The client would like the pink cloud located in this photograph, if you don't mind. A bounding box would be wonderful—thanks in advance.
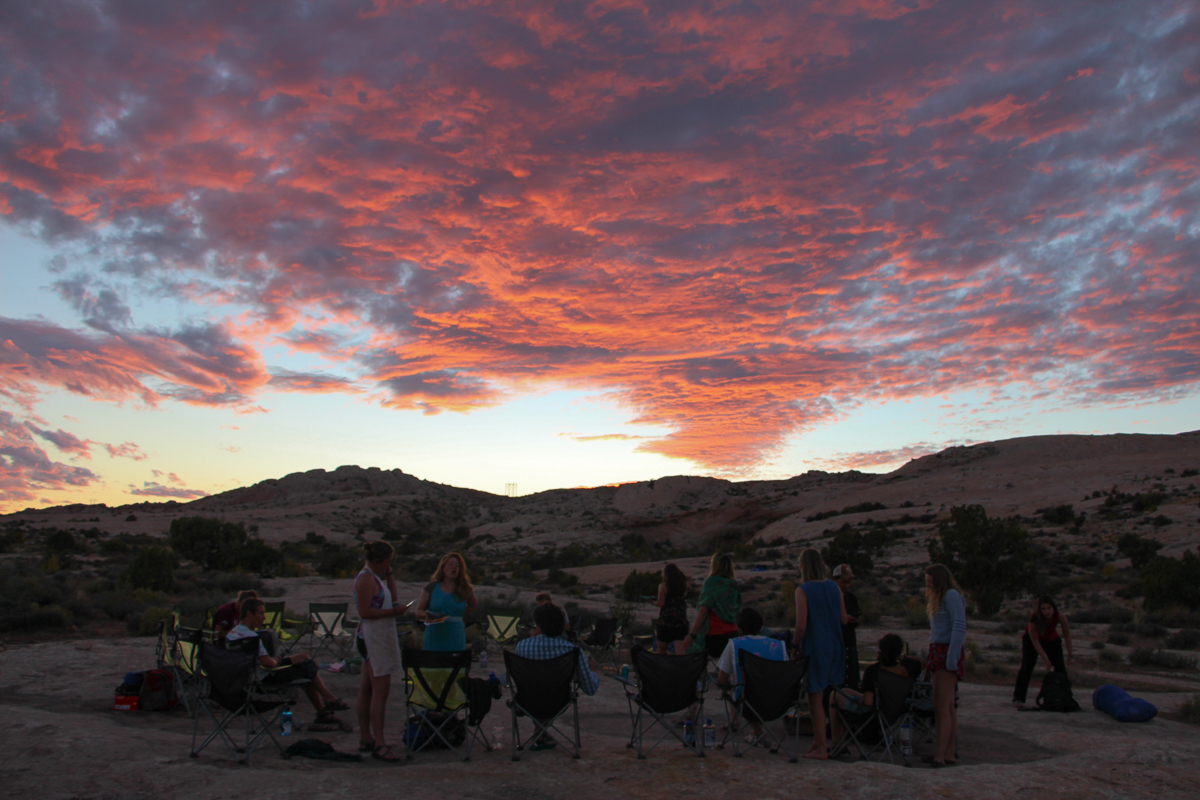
[128,481,209,499]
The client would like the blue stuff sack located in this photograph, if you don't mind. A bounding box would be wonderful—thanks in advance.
[1092,684,1157,722]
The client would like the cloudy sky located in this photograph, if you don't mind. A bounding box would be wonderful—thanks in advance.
[2,0,1198,513]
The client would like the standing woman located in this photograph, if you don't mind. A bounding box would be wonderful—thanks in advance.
[652,563,690,655]
[683,553,741,658]
[1012,596,1073,708]
[415,552,478,651]
[925,563,967,767]
[792,548,847,760]
[353,541,409,762]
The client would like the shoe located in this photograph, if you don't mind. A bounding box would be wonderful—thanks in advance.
[529,738,558,751]
[358,740,375,752]
[372,745,401,762]
[324,698,350,712]
[929,759,946,768]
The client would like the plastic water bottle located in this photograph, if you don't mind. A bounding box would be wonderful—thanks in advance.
[281,710,293,736]
[900,721,912,766]
[479,650,488,669]
[703,718,716,747]
[492,725,505,750]
[621,663,630,680]
[684,720,694,745]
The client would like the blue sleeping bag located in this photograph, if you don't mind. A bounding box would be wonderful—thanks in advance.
[1092,684,1157,722]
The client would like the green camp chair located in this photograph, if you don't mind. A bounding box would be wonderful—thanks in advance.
[261,602,308,655]
[483,606,525,652]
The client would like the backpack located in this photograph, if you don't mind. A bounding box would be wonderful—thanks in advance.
[1035,671,1080,712]
[139,668,178,711]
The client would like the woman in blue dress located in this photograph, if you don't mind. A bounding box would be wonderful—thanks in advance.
[793,547,848,760]
[415,552,478,651]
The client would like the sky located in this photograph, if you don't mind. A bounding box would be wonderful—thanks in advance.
[1,0,1199,513]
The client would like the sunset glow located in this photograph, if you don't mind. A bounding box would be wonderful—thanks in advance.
[2,1,1198,511]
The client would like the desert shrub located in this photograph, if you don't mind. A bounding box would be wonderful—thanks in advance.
[771,580,797,625]
[1072,605,1135,624]
[46,530,79,552]
[1107,632,1131,646]
[1111,622,1168,639]
[1117,533,1163,568]
[622,569,661,601]
[820,529,875,576]
[314,543,361,579]
[928,505,1037,616]
[123,546,177,592]
[1038,505,1077,525]
[1098,649,1124,664]
[99,538,131,555]
[278,559,308,578]
[1128,647,1198,670]
[168,516,281,574]
[608,599,637,632]
[1144,607,1200,627]
[1165,629,1200,650]
[217,572,263,594]
[125,513,138,522]
[0,605,72,632]
[1139,552,1200,611]
[1091,641,1106,650]
[546,567,579,588]
[1180,694,1200,723]
[905,596,929,628]
[452,525,470,540]
[134,606,175,637]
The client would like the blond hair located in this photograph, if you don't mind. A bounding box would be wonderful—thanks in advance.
[709,552,735,579]
[925,563,961,618]
[798,548,828,583]
[432,552,473,599]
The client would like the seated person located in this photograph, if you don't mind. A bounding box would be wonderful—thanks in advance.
[831,632,923,743]
[513,602,599,749]
[227,598,349,721]
[212,589,257,641]
[535,592,571,633]
[716,607,788,740]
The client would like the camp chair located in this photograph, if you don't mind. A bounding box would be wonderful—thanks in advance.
[189,640,301,765]
[503,649,582,761]
[261,602,307,655]
[157,616,206,717]
[483,606,525,652]
[614,645,709,758]
[721,651,807,761]
[580,616,621,668]
[307,602,354,660]
[402,649,487,760]
[829,684,882,761]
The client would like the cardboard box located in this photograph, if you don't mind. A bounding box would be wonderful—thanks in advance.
[113,694,139,711]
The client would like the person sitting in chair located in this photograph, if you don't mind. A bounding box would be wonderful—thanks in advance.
[535,592,571,633]
[830,633,923,745]
[514,602,599,749]
[715,607,788,741]
[212,589,257,641]
[227,598,350,724]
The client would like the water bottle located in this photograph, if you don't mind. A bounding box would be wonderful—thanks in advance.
[684,720,694,745]
[492,725,505,750]
[900,721,912,766]
[703,718,715,747]
[621,663,630,680]
[479,650,488,669]
[281,710,293,736]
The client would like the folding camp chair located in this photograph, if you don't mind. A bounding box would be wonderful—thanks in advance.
[157,617,206,718]
[722,651,807,761]
[403,649,488,760]
[189,640,301,765]
[829,684,881,761]
[580,617,621,668]
[307,602,354,660]
[614,645,709,758]
[503,649,582,761]
[260,602,307,655]
[483,606,525,652]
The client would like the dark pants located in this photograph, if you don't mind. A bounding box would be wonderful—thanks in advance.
[843,625,860,692]
[1013,635,1065,702]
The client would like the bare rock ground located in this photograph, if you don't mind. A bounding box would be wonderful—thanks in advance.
[2,636,1198,800]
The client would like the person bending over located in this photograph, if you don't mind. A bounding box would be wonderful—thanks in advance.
[212,589,258,641]
[1012,595,1073,708]
[715,607,788,742]
[226,598,349,723]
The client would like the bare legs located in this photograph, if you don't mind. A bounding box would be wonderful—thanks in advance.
[804,691,829,759]
[355,659,392,750]
[933,669,958,764]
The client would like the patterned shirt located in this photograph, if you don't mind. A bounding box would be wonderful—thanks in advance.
[514,635,600,696]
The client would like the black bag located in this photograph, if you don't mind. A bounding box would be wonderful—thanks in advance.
[1035,671,1080,712]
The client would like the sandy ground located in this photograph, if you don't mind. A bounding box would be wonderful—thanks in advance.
[1,634,1198,800]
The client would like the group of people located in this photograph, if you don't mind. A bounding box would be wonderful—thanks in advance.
[647,551,967,766]
[215,537,1082,769]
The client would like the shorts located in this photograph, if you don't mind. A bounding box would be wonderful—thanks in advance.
[926,643,966,681]
[263,659,319,685]
[657,623,688,643]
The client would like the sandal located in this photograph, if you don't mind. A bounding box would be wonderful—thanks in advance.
[324,698,350,712]
[358,740,375,752]
[372,745,401,762]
